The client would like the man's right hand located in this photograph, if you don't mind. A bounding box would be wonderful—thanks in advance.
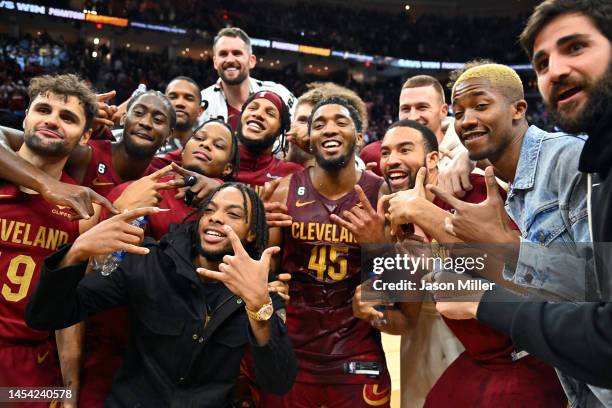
[261,178,292,228]
[62,207,161,267]
[438,148,475,198]
[42,178,118,220]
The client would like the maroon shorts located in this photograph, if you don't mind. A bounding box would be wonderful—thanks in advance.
[0,341,62,408]
[78,349,124,407]
[258,376,391,408]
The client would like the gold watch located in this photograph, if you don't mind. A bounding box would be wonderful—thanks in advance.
[245,298,274,321]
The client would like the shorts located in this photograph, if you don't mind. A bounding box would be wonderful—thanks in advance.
[0,341,63,408]
[258,376,391,408]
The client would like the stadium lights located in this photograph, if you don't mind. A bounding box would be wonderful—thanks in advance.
[2,1,533,72]
[91,51,98,58]
[93,37,99,45]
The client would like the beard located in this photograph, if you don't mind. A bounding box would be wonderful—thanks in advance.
[385,159,426,193]
[174,116,194,132]
[123,134,164,159]
[218,64,249,86]
[545,63,612,134]
[192,224,234,261]
[236,121,278,151]
[23,129,75,157]
[313,137,357,171]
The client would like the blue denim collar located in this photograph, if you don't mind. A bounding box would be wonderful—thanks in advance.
[511,125,545,191]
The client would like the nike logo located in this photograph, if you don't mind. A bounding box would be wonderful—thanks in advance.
[56,205,71,210]
[295,200,315,208]
[37,351,49,364]
[592,183,601,187]
[92,178,115,187]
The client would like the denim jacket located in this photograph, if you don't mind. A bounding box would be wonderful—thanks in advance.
[504,126,612,408]
[504,125,590,301]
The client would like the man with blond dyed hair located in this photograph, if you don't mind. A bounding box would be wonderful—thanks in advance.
[428,61,597,405]
[285,82,369,168]
[360,75,464,176]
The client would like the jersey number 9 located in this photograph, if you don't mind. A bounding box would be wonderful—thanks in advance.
[1,253,36,302]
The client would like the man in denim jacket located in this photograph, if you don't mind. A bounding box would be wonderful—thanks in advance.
[433,60,611,407]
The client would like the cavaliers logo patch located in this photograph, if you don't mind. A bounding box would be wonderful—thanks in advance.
[362,384,390,406]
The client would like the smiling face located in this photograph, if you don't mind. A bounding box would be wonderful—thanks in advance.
[165,79,201,131]
[123,94,172,159]
[533,13,612,133]
[309,103,361,170]
[213,36,256,86]
[398,86,447,140]
[237,97,281,151]
[23,91,90,157]
[380,126,436,192]
[181,121,234,178]
[196,187,255,261]
[452,78,526,162]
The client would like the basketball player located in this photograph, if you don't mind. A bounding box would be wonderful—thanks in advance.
[234,90,302,191]
[261,96,391,407]
[0,74,101,406]
[200,27,296,130]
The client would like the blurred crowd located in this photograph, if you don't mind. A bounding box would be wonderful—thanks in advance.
[0,26,553,140]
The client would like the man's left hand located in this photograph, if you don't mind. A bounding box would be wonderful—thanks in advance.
[196,225,280,311]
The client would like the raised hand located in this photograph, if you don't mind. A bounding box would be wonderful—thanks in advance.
[113,165,176,210]
[261,178,292,228]
[93,90,118,132]
[268,273,291,303]
[169,162,222,207]
[437,148,475,198]
[330,185,386,244]
[196,225,281,311]
[428,166,518,244]
[41,179,118,220]
[64,207,162,266]
[383,167,428,236]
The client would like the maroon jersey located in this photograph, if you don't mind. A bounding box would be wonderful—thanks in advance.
[106,175,196,240]
[0,174,79,342]
[281,168,386,384]
[147,148,183,174]
[81,140,123,197]
[425,174,565,407]
[235,145,302,193]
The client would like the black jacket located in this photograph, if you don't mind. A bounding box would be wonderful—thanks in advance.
[25,223,297,408]
[476,105,612,389]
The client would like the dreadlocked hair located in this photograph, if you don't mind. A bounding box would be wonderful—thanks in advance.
[191,182,268,259]
[240,92,291,156]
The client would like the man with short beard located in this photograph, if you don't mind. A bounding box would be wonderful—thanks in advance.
[262,97,390,407]
[155,76,203,157]
[434,0,612,399]
[234,90,302,191]
[200,27,296,131]
[360,75,465,176]
[0,74,100,407]
[1,90,175,197]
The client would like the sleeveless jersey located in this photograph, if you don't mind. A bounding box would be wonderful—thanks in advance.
[281,168,385,384]
[0,174,79,342]
[81,140,123,197]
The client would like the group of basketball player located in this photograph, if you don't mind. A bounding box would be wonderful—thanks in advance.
[1,0,612,406]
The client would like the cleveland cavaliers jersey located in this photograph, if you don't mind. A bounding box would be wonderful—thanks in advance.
[281,167,386,384]
[0,174,79,342]
[81,140,123,197]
